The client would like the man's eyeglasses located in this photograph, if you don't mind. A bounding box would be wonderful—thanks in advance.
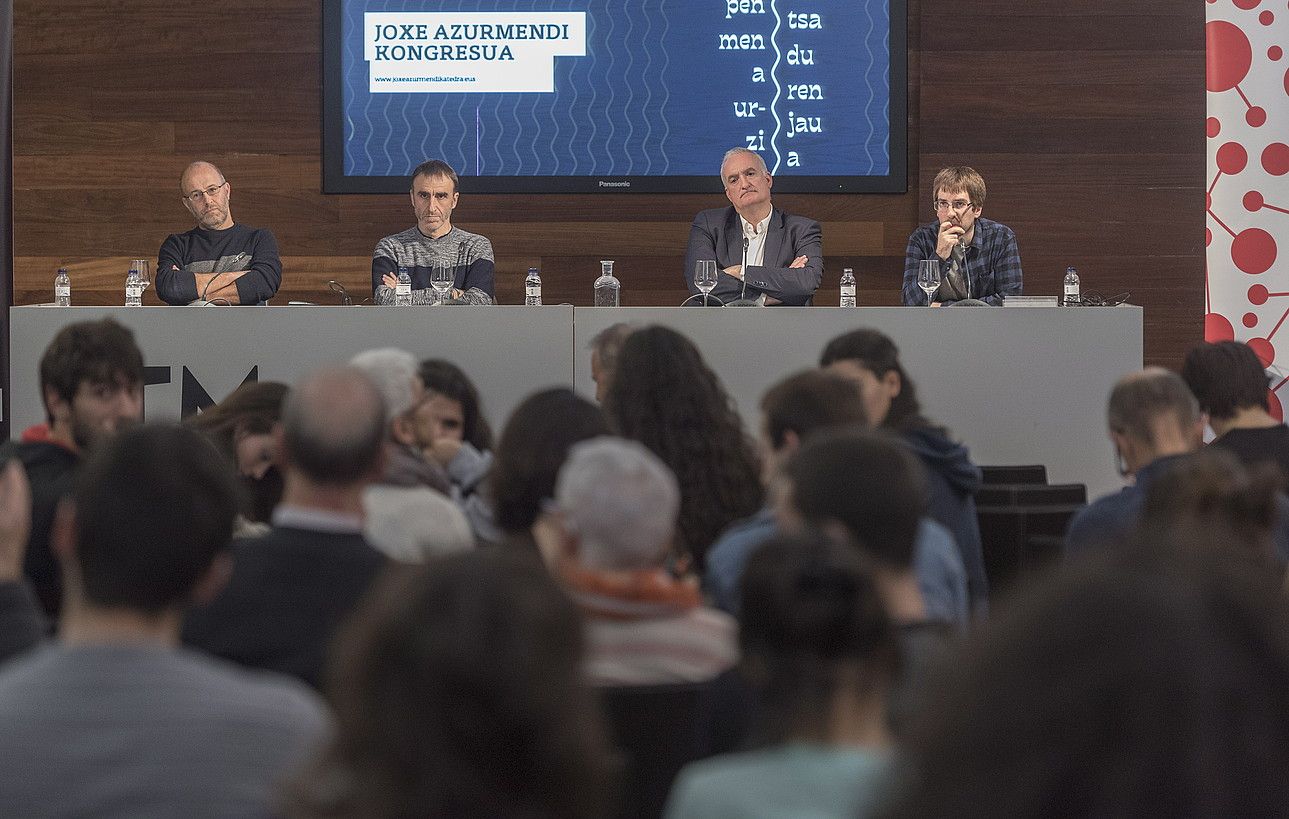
[933,199,974,212]
[183,182,226,203]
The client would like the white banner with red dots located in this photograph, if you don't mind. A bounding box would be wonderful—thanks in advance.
[1206,0,1289,418]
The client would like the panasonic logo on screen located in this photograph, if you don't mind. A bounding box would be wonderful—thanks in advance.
[598,180,631,188]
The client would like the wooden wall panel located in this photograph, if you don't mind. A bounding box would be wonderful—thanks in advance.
[918,3,1204,369]
[11,0,1201,369]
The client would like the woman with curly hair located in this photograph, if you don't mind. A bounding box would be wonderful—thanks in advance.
[603,325,762,572]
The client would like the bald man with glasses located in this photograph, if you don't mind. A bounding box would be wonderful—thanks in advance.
[901,166,1022,306]
[156,161,282,305]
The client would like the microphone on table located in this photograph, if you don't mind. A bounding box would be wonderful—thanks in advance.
[327,280,353,305]
[727,236,763,308]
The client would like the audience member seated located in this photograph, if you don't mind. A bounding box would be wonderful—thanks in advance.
[1182,339,1289,484]
[0,461,44,662]
[781,429,958,735]
[589,322,636,403]
[885,544,1289,817]
[0,318,143,618]
[821,329,987,611]
[349,349,471,560]
[665,531,897,819]
[488,388,610,552]
[416,358,496,542]
[604,326,762,572]
[1137,447,1283,575]
[0,425,327,816]
[548,437,737,686]
[182,366,390,688]
[705,370,968,625]
[1066,367,1289,561]
[287,549,611,819]
[186,380,288,528]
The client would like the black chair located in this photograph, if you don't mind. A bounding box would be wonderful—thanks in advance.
[979,502,1084,595]
[598,681,715,819]
[977,482,1087,507]
[980,464,1048,485]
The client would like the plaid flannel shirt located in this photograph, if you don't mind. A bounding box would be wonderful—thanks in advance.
[902,217,1023,306]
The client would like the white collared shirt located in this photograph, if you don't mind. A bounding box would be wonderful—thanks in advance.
[271,505,364,535]
[740,209,773,268]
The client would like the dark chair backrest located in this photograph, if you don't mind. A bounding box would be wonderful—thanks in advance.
[978,503,1085,595]
[598,681,714,819]
[981,465,1048,485]
[977,483,1088,507]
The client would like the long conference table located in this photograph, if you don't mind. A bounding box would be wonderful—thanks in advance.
[8,305,1143,498]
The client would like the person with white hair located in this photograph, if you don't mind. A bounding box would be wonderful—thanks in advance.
[681,147,823,305]
[348,348,472,560]
[547,437,737,686]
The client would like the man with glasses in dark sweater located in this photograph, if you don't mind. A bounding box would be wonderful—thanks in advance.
[157,161,282,305]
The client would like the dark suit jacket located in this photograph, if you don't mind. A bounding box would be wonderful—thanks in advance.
[683,206,823,305]
[181,526,387,689]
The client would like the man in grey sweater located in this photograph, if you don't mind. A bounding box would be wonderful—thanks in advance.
[0,424,328,817]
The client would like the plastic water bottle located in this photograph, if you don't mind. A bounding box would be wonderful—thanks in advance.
[525,267,542,306]
[395,266,412,306]
[593,260,620,307]
[1063,266,1081,307]
[840,267,857,307]
[125,263,143,307]
[54,267,71,307]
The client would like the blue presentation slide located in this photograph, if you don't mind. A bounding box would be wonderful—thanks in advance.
[338,0,893,181]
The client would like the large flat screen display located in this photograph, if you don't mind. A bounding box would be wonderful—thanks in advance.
[322,0,907,193]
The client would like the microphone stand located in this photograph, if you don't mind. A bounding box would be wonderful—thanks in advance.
[727,236,761,308]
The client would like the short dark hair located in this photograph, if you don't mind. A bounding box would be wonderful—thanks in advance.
[739,530,899,744]
[887,549,1289,817]
[820,329,928,431]
[1181,340,1271,420]
[1107,368,1200,445]
[1139,448,1281,568]
[783,429,926,568]
[419,359,493,451]
[292,549,611,818]
[490,389,611,535]
[282,368,387,486]
[410,159,459,193]
[72,424,242,613]
[760,369,867,450]
[39,318,144,423]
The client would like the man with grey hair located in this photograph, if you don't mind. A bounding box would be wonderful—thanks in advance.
[157,161,282,305]
[682,147,823,306]
[183,366,390,688]
[549,437,737,686]
[589,322,634,404]
[347,348,471,559]
[1065,368,1220,554]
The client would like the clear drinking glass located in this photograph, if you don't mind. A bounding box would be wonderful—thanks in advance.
[694,260,718,304]
[917,259,941,304]
[430,265,453,303]
[131,259,150,292]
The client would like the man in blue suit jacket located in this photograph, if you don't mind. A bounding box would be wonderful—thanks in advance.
[683,148,823,306]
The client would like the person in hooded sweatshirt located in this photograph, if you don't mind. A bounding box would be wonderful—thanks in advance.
[0,319,144,619]
[820,329,987,612]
